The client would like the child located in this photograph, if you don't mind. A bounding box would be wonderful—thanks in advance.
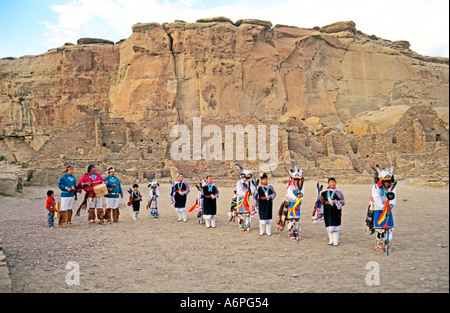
[228,190,238,222]
[128,184,143,220]
[46,190,57,228]
[147,181,160,219]
[188,178,205,224]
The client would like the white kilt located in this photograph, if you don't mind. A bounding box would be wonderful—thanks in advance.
[60,197,74,212]
[106,197,120,209]
[326,226,340,232]
[87,197,103,209]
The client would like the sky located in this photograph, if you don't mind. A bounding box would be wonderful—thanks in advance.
[0,0,448,59]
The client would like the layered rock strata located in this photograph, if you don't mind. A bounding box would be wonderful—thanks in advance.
[0,19,448,187]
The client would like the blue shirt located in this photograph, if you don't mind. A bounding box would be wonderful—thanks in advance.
[58,174,77,198]
[104,176,123,198]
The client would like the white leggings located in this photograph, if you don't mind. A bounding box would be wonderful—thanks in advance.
[204,215,216,227]
[176,209,187,221]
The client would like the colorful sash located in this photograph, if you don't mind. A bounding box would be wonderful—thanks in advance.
[188,190,203,213]
[235,190,251,214]
[377,199,390,225]
[374,210,394,228]
[287,197,302,219]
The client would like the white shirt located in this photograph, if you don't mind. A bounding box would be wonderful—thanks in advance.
[286,182,305,202]
[372,185,396,211]
[236,179,255,197]
[149,189,160,209]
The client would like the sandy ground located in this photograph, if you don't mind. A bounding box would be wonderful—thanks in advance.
[0,180,448,293]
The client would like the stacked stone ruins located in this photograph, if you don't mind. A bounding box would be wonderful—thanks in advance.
[0,18,448,195]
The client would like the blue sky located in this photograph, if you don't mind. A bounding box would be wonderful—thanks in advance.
[0,0,449,58]
[0,0,65,57]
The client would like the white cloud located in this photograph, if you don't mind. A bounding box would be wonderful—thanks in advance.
[178,0,201,7]
[42,0,449,57]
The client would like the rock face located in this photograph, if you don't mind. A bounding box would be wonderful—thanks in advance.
[0,172,23,197]
[0,43,119,152]
[0,19,448,187]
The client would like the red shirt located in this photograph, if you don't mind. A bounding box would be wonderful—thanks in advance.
[77,172,106,198]
[46,197,56,211]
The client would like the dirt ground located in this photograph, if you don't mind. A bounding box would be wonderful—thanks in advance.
[0,180,448,293]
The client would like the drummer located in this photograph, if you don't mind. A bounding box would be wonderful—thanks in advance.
[104,167,123,223]
[77,165,108,225]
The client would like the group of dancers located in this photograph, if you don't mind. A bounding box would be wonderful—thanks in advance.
[226,161,343,244]
[51,160,397,254]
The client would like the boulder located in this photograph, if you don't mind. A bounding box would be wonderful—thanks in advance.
[320,21,356,33]
[235,19,273,29]
[196,17,234,24]
[392,40,411,49]
[77,38,115,45]
[0,173,23,197]
[344,105,411,136]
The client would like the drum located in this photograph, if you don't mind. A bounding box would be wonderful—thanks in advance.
[55,201,60,219]
[94,183,108,197]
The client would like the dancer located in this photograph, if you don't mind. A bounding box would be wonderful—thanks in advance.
[228,190,238,222]
[128,184,143,220]
[256,173,276,236]
[104,168,123,223]
[235,166,256,232]
[147,178,160,219]
[277,162,305,241]
[76,165,107,225]
[368,162,397,254]
[57,166,77,227]
[312,182,324,224]
[320,177,345,246]
[172,173,190,222]
[188,178,206,224]
[202,175,219,228]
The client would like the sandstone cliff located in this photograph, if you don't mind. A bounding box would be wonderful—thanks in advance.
[0,18,448,188]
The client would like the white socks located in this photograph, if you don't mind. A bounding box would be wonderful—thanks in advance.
[259,224,265,236]
[177,211,187,222]
[333,231,339,246]
[259,222,272,236]
[328,231,339,246]
[266,223,272,236]
[205,216,216,228]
